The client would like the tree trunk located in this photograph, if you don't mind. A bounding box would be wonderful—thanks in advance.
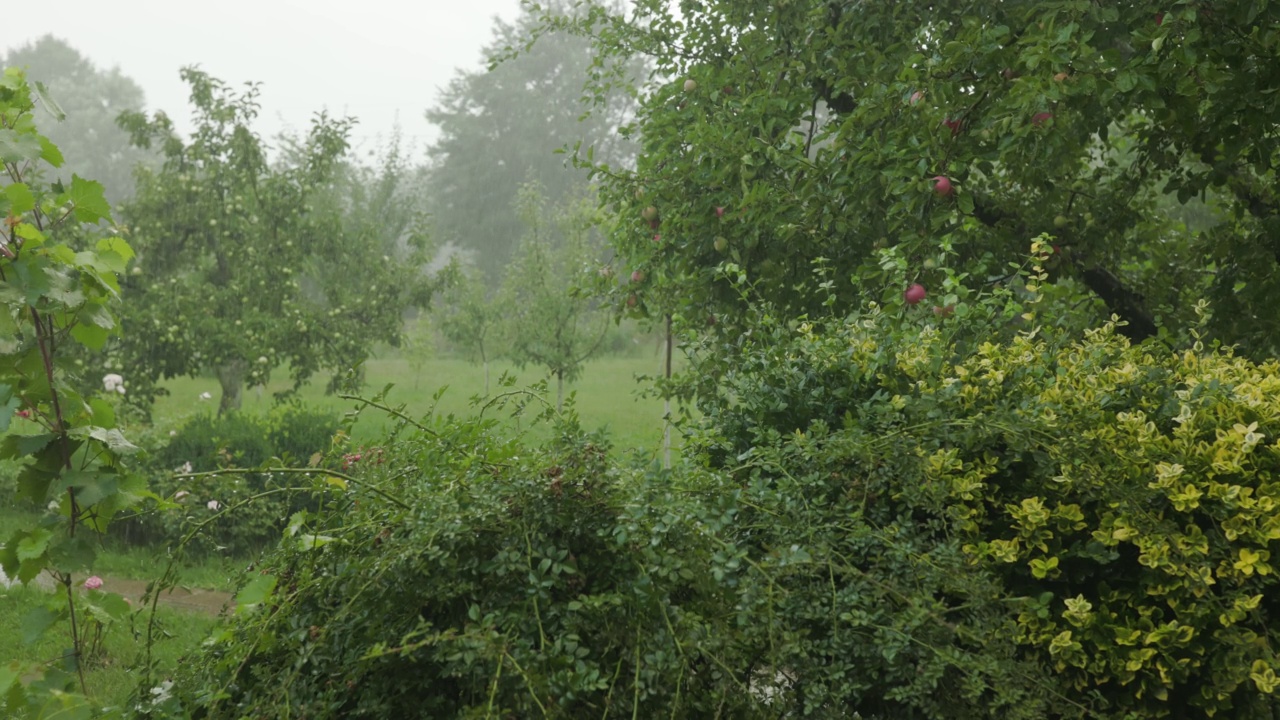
[556,370,565,412]
[484,360,490,396]
[216,359,246,415]
[663,315,673,470]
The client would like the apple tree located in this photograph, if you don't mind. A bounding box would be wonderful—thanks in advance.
[500,183,610,410]
[117,68,433,414]
[540,0,1279,358]
[436,265,503,395]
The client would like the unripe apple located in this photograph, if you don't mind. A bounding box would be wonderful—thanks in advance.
[684,78,697,92]
[904,283,927,305]
[908,90,924,106]
[1053,72,1069,82]
[932,176,954,197]
[634,187,646,200]
[641,205,659,221]
[1053,215,1068,228]
[922,258,937,270]
[631,270,645,283]
[713,236,728,253]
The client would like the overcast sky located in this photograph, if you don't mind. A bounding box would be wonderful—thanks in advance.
[3,0,525,155]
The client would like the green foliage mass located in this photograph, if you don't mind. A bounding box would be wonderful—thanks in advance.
[543,0,1280,359]
[116,406,340,554]
[162,301,1280,718]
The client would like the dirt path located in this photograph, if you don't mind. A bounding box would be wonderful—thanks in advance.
[1,567,232,616]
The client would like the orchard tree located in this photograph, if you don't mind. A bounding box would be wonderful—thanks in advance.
[3,36,157,203]
[436,265,502,395]
[118,68,433,414]
[500,183,610,410]
[541,0,1280,359]
[425,0,640,279]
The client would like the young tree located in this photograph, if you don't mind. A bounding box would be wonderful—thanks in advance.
[118,68,434,414]
[543,1,1280,359]
[501,183,609,410]
[424,1,640,280]
[3,36,157,203]
[436,265,502,395]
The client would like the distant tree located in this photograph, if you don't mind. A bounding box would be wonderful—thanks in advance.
[424,1,639,279]
[118,68,435,414]
[501,183,609,410]
[436,266,503,395]
[2,35,156,203]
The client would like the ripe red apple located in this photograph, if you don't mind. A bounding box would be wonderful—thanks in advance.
[641,205,659,221]
[649,218,660,231]
[626,293,638,308]
[932,176,954,197]
[715,206,726,218]
[1156,12,1164,25]
[942,118,962,136]
[631,270,645,283]
[1032,112,1054,127]
[909,90,924,106]
[904,283,927,305]
[652,233,661,243]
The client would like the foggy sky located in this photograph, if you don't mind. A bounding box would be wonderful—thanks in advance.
[3,0,524,155]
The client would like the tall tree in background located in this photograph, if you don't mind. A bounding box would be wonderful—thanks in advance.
[501,183,610,410]
[118,68,435,413]
[3,35,156,203]
[424,1,639,279]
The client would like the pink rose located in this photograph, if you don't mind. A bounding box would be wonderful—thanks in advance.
[84,576,103,590]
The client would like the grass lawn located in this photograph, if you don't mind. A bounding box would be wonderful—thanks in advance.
[0,581,220,710]
[152,354,687,454]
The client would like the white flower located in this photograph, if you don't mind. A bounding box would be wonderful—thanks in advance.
[47,500,60,512]
[103,373,123,392]
[257,356,268,363]
[174,490,189,501]
[199,392,212,401]
[116,385,126,395]
[207,499,221,511]
[169,430,178,437]
[176,461,192,474]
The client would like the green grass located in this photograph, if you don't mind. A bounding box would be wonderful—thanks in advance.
[152,354,686,453]
[0,581,219,710]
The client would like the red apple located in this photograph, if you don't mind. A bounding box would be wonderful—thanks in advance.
[909,90,924,106]
[932,304,955,317]
[631,270,645,283]
[904,283,927,305]
[626,293,638,308]
[932,176,954,197]
[715,206,726,218]
[649,218,660,231]
[1156,12,1164,25]
[1032,112,1054,127]
[943,118,962,137]
[652,234,661,243]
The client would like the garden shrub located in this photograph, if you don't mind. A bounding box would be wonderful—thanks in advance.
[117,405,341,554]
[157,310,1280,718]
[689,308,1280,718]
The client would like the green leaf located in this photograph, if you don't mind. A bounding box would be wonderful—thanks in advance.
[0,432,56,460]
[235,573,278,614]
[32,81,66,122]
[95,236,134,264]
[84,426,139,455]
[38,136,64,168]
[67,470,120,509]
[48,535,96,574]
[21,606,59,646]
[4,183,35,216]
[64,175,112,225]
[69,322,110,350]
[16,464,58,504]
[0,128,42,163]
[16,527,53,562]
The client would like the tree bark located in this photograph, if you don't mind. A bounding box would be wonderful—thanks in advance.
[216,359,246,415]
